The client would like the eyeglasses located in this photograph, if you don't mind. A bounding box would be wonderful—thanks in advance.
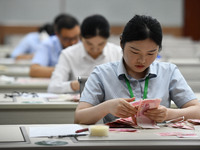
[60,35,79,42]
[4,91,38,98]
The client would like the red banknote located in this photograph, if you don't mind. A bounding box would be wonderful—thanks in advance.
[131,99,161,128]
[106,117,137,128]
[166,121,194,130]
[136,99,161,128]
[187,119,200,125]
[157,132,197,138]
[130,101,141,125]
[106,99,161,129]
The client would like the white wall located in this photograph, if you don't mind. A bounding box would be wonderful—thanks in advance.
[67,0,183,26]
[0,0,61,25]
[0,0,183,26]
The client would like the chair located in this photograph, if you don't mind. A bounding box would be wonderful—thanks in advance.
[78,76,88,96]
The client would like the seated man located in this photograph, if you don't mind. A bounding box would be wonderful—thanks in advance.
[29,14,80,78]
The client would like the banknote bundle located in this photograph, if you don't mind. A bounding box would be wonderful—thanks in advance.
[106,98,161,129]
[132,98,161,128]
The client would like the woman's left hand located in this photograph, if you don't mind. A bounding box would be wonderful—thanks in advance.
[143,105,168,123]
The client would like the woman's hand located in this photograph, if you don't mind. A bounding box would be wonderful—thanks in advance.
[144,105,168,122]
[107,98,138,118]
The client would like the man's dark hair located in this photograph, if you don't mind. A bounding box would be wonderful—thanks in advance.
[54,13,79,33]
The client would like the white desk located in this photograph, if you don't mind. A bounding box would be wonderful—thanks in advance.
[0,58,31,67]
[1,92,199,125]
[0,94,79,124]
[0,124,200,150]
[0,77,50,93]
[0,65,29,77]
[0,58,31,77]
[0,45,12,58]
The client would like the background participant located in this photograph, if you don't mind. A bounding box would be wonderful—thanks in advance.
[11,23,54,60]
[29,14,80,78]
[48,14,122,93]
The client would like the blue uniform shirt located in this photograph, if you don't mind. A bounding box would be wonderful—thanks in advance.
[11,32,40,58]
[31,35,62,66]
[80,58,196,123]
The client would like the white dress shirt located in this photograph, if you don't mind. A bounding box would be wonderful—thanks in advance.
[47,42,122,93]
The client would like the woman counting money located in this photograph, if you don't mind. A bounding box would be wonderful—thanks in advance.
[74,15,200,125]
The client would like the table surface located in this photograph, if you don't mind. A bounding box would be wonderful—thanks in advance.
[0,77,50,93]
[1,124,200,150]
[0,93,79,124]
[0,65,30,77]
[0,58,31,67]
[0,93,78,109]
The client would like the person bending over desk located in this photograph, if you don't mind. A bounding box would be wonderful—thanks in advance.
[10,23,54,60]
[48,14,122,93]
[29,14,80,78]
[74,15,200,124]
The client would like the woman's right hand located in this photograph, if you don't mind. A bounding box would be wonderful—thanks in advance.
[106,98,138,118]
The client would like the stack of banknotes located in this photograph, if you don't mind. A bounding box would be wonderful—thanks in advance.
[106,99,161,129]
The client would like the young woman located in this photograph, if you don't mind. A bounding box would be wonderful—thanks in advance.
[48,14,122,93]
[75,15,200,124]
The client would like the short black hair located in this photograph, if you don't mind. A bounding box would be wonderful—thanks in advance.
[81,14,110,39]
[121,15,162,51]
[54,13,79,33]
[38,23,55,36]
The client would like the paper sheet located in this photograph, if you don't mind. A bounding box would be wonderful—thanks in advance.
[47,94,80,102]
[29,124,84,137]
[16,77,50,85]
[0,94,13,102]
[16,97,45,104]
[0,127,24,142]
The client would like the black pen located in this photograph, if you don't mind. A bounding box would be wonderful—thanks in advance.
[58,134,87,138]
[48,134,88,138]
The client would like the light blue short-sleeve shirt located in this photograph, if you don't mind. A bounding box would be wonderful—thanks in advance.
[11,32,40,58]
[31,35,62,66]
[80,58,196,123]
